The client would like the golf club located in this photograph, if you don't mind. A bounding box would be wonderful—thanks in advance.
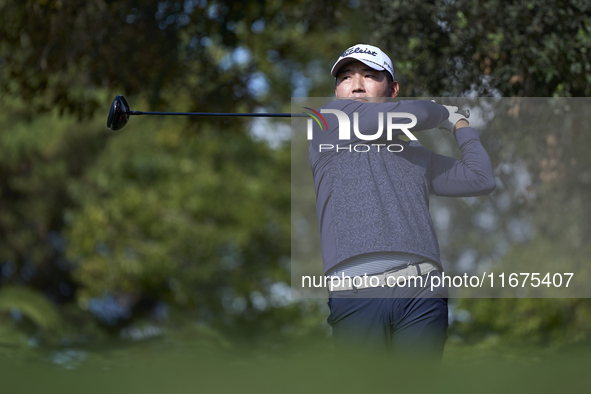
[106,95,469,131]
[106,95,304,131]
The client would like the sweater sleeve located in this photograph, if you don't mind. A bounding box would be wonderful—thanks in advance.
[316,99,449,147]
[430,127,496,197]
[360,99,449,136]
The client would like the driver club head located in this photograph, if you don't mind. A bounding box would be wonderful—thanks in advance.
[107,95,130,131]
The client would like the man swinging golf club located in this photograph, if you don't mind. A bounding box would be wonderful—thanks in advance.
[308,44,496,358]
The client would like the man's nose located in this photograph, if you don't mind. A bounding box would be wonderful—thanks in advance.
[351,74,365,92]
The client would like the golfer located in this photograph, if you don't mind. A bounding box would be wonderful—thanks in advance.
[308,44,496,357]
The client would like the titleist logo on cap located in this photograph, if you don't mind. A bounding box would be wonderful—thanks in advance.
[340,47,378,58]
[331,44,395,80]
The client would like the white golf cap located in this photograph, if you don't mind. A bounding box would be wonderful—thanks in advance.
[331,44,395,81]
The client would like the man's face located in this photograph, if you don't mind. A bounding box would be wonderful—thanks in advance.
[334,60,399,100]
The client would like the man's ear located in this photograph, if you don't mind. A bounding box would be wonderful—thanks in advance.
[390,81,399,98]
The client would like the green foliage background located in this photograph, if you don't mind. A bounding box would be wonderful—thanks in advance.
[1,0,591,377]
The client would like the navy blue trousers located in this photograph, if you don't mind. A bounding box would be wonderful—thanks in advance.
[327,272,448,358]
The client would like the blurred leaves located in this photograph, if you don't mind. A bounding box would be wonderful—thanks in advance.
[0,285,62,330]
[66,113,292,318]
[368,0,591,97]
[1,0,358,347]
[0,0,362,117]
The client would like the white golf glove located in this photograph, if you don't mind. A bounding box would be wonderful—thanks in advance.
[438,104,468,132]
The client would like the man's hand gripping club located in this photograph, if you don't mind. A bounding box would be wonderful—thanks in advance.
[438,104,469,132]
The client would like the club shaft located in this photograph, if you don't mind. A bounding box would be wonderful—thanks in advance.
[129,111,305,118]
[127,109,470,118]
[127,109,469,118]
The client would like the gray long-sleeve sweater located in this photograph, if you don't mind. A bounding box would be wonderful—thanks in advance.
[308,99,496,274]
